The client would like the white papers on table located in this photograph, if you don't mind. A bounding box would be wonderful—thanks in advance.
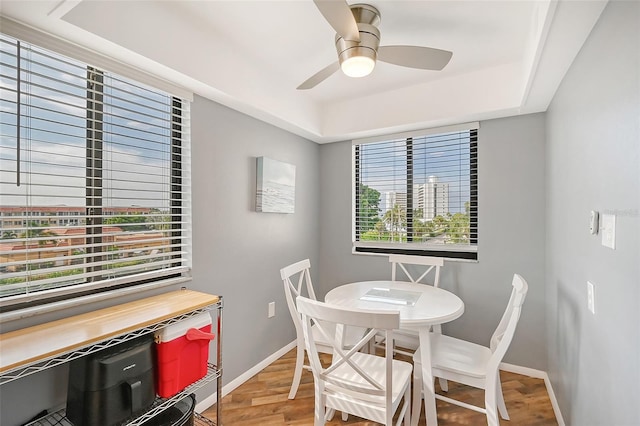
[360,287,422,306]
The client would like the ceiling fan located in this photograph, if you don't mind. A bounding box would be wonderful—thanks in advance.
[297,0,453,90]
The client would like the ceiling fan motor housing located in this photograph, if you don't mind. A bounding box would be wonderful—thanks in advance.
[335,4,381,75]
[350,3,381,26]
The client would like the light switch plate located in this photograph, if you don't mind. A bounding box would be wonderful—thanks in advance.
[601,214,616,249]
[268,301,275,318]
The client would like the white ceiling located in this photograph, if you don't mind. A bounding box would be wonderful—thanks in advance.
[0,0,607,143]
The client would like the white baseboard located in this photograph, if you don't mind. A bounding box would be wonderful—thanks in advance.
[195,340,297,413]
[500,362,547,379]
[500,362,565,426]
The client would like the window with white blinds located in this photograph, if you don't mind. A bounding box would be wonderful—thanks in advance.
[0,34,191,305]
[353,125,478,260]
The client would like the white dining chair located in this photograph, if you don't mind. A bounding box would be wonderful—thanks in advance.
[281,259,367,400]
[297,296,413,426]
[383,255,445,356]
[411,274,529,426]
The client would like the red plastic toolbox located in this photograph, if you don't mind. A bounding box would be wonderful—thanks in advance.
[155,313,215,398]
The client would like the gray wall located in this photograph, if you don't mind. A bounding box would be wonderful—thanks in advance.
[189,95,320,385]
[318,113,547,370]
[545,1,640,425]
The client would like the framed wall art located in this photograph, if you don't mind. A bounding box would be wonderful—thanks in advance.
[256,156,296,213]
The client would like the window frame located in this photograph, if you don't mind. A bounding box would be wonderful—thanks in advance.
[0,32,192,310]
[352,123,478,260]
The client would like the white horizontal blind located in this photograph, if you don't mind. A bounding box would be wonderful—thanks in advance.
[0,34,191,302]
[353,127,478,259]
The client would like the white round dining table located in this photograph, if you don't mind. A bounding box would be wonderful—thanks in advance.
[325,280,464,426]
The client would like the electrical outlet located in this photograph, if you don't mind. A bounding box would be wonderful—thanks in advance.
[587,281,595,314]
[268,302,275,318]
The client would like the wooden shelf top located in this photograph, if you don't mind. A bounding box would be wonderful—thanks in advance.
[0,289,220,374]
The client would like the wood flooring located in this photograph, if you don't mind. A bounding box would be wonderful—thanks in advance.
[202,348,558,426]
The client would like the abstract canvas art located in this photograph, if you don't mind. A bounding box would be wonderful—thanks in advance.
[256,157,296,213]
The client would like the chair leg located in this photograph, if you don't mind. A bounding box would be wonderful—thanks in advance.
[411,368,422,426]
[496,375,510,420]
[325,409,335,421]
[315,385,326,426]
[288,342,305,399]
[484,381,500,426]
[403,382,412,426]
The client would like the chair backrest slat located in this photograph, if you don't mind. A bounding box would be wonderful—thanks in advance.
[390,254,444,287]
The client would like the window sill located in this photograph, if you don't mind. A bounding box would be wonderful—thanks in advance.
[0,275,193,325]
[352,244,478,262]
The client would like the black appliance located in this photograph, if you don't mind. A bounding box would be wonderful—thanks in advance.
[141,394,196,426]
[66,334,155,426]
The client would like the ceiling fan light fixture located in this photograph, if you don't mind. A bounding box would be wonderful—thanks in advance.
[335,21,380,79]
[341,54,376,77]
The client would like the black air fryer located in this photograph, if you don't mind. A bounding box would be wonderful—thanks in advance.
[66,334,155,426]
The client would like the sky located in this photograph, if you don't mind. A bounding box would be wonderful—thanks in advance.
[359,131,473,214]
[0,34,179,211]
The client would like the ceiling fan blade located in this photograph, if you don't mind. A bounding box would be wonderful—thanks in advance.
[297,62,340,90]
[313,0,360,42]
[378,45,453,71]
